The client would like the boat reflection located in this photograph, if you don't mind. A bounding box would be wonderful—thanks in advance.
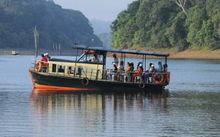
[30,89,170,117]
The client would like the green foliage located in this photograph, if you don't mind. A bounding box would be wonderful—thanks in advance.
[112,0,220,50]
[0,0,102,50]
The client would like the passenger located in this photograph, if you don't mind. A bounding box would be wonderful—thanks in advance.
[130,62,134,72]
[41,54,48,63]
[157,61,163,72]
[35,54,48,72]
[67,66,74,74]
[113,63,118,71]
[118,60,124,71]
[132,63,143,81]
[137,62,142,69]
[145,63,155,83]
[91,54,99,62]
[148,63,153,72]
[58,65,64,73]
[149,64,155,73]
[44,52,51,60]
[142,63,152,83]
[112,54,119,67]
[112,63,118,81]
[125,62,131,82]
[118,60,125,81]
[125,62,131,74]
[163,64,168,72]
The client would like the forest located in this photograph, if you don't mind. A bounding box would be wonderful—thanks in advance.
[0,0,102,50]
[111,0,220,51]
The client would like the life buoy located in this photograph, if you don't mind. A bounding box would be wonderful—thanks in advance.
[166,72,170,82]
[152,73,164,85]
[35,61,41,72]
[139,82,145,89]
[82,78,89,86]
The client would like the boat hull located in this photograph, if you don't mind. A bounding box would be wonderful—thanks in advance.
[29,69,164,92]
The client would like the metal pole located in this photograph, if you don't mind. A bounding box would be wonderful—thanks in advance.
[33,26,39,58]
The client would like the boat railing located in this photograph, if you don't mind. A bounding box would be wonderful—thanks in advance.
[103,69,170,85]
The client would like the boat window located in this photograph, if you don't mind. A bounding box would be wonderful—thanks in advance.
[52,64,56,72]
[58,65,65,73]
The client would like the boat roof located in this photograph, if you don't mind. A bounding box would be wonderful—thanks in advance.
[73,45,170,57]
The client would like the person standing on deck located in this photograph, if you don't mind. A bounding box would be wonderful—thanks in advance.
[112,54,119,67]
[35,54,48,72]
[41,54,48,64]
[157,61,163,72]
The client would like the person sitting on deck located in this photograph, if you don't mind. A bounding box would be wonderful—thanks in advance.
[90,54,99,62]
[149,64,156,73]
[157,61,163,72]
[162,63,168,72]
[130,62,134,72]
[118,60,124,72]
[125,62,131,82]
[132,63,143,82]
[142,63,154,83]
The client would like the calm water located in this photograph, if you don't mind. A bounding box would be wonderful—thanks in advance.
[0,55,220,137]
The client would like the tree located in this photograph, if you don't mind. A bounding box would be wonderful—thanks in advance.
[175,0,187,16]
[111,0,220,50]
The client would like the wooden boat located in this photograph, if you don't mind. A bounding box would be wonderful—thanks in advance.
[29,45,170,92]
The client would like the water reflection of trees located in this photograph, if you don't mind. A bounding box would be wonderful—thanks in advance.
[29,90,170,136]
[30,89,170,117]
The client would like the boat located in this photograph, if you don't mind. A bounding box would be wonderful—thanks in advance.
[29,45,170,92]
[11,50,19,55]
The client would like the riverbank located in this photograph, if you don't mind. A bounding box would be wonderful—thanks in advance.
[163,49,220,59]
[108,49,220,60]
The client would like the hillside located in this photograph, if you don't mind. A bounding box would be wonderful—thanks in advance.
[0,0,102,50]
[90,19,111,35]
[90,19,111,48]
[98,32,111,48]
[111,0,220,51]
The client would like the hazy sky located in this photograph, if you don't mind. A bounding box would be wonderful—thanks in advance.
[53,0,134,21]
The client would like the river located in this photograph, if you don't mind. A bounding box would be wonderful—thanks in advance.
[0,55,220,137]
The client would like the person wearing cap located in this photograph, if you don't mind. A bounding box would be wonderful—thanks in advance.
[41,54,48,63]
[44,52,51,60]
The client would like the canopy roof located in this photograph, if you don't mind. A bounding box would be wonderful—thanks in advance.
[73,45,170,57]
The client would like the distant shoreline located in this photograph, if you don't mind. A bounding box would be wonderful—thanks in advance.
[166,49,220,60]
[1,48,220,59]
[0,49,75,56]
[109,49,220,60]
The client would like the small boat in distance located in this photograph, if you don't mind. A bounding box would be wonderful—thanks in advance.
[11,50,19,55]
[29,46,170,92]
